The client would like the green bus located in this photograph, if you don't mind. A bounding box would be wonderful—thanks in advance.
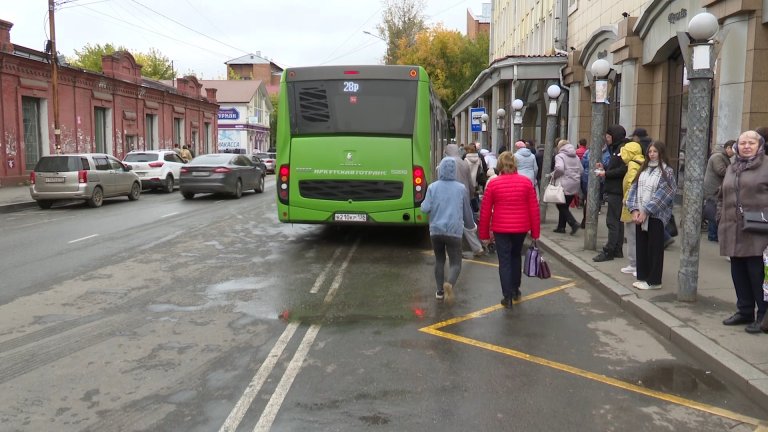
[275,65,450,225]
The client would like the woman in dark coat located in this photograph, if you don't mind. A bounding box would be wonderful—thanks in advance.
[717,130,768,333]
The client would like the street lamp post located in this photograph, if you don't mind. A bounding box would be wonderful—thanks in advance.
[585,58,611,251]
[480,113,489,150]
[677,12,719,302]
[512,99,524,147]
[495,108,506,155]
[540,85,561,222]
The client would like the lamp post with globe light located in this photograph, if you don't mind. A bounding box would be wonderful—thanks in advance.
[495,108,506,155]
[676,12,720,302]
[480,113,489,150]
[540,84,561,221]
[511,99,524,146]
[585,58,611,250]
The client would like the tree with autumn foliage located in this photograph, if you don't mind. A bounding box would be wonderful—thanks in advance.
[394,26,489,110]
[376,0,426,65]
[66,43,175,80]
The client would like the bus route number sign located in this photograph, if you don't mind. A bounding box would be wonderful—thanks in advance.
[343,81,360,92]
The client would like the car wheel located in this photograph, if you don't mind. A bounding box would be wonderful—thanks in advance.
[233,179,243,198]
[182,191,195,200]
[37,200,53,209]
[87,186,104,208]
[163,175,174,193]
[255,175,265,193]
[128,182,141,200]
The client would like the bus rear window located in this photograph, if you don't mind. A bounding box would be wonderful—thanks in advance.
[287,80,416,135]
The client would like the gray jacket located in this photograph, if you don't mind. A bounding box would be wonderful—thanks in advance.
[703,151,731,199]
[514,148,538,187]
[552,144,584,196]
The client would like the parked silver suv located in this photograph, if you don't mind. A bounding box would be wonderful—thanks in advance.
[30,153,141,209]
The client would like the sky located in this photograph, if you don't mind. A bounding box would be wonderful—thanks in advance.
[4,0,484,79]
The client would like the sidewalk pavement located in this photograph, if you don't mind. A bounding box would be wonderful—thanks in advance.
[537,203,768,412]
[2,184,768,411]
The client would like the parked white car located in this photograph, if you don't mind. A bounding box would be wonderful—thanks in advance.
[123,150,186,193]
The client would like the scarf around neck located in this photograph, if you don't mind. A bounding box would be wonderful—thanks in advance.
[638,161,663,231]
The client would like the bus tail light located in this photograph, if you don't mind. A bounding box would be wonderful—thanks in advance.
[413,165,426,205]
[277,164,290,205]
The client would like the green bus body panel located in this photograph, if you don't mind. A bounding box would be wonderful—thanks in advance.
[278,136,428,224]
[275,65,443,226]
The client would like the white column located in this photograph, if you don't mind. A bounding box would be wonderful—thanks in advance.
[618,59,637,130]
[460,110,467,145]
[715,15,748,147]
[492,85,501,153]
[567,84,581,144]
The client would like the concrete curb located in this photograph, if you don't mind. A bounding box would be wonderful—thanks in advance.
[0,201,37,214]
[537,234,768,413]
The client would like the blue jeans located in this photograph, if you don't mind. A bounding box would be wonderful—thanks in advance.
[494,232,527,299]
[430,235,463,292]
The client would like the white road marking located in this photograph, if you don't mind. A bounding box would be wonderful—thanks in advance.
[218,322,300,432]
[253,324,321,432]
[7,216,76,229]
[68,234,99,244]
[323,238,359,304]
[160,212,179,218]
[137,231,184,251]
[309,248,343,294]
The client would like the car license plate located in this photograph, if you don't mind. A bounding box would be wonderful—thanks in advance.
[44,177,65,183]
[192,171,210,177]
[334,213,367,222]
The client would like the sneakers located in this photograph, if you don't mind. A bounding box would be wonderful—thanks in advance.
[620,265,637,276]
[512,291,522,301]
[500,297,513,308]
[473,248,487,257]
[553,228,566,234]
[443,282,454,302]
[632,281,661,290]
[435,290,444,300]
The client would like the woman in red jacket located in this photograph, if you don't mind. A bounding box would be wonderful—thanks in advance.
[479,151,541,308]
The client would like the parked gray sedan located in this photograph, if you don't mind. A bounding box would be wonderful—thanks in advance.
[179,153,265,199]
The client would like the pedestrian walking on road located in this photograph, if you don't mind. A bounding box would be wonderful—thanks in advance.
[619,141,645,276]
[551,139,583,235]
[593,125,630,262]
[421,157,477,303]
[626,141,677,290]
[444,144,486,257]
[703,140,735,242]
[717,130,768,333]
[478,151,541,309]
[514,140,539,189]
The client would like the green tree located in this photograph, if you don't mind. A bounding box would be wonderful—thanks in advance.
[66,43,175,80]
[133,48,175,80]
[67,43,124,72]
[377,0,426,65]
[395,26,489,110]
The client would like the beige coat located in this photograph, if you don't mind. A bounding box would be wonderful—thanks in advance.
[717,153,768,257]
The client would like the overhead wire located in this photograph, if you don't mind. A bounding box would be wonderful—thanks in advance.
[319,7,383,65]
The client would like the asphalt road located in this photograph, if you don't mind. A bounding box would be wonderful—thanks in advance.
[0,178,765,431]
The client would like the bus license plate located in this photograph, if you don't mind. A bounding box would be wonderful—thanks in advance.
[334,213,367,222]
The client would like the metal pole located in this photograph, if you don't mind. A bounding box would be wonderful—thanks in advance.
[585,100,605,250]
[540,110,557,222]
[513,122,522,148]
[677,43,714,302]
[48,0,61,154]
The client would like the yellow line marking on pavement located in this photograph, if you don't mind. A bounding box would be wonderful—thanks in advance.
[419,281,767,426]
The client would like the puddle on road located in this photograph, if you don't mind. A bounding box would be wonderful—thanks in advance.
[620,360,727,396]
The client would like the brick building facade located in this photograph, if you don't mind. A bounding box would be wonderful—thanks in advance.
[0,19,219,186]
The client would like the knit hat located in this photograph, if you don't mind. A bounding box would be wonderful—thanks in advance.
[631,128,648,138]
[515,141,527,149]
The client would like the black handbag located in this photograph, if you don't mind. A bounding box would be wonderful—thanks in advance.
[666,214,678,237]
[743,211,768,233]
[735,172,768,233]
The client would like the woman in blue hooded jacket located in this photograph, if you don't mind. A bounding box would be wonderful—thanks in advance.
[420,157,476,302]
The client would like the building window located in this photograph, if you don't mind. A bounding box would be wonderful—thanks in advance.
[204,122,211,154]
[125,135,136,154]
[568,0,578,15]
[145,114,158,150]
[94,107,108,153]
[607,75,621,128]
[22,96,43,170]
[173,117,184,146]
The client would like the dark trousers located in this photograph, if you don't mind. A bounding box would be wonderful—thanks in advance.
[494,232,527,299]
[635,218,665,285]
[556,195,577,230]
[730,256,767,321]
[604,193,624,255]
[430,235,463,292]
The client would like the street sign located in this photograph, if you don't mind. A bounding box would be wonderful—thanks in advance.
[470,108,485,132]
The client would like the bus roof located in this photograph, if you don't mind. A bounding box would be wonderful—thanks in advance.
[283,65,427,82]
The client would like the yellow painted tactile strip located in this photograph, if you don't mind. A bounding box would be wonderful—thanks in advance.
[419,283,768,427]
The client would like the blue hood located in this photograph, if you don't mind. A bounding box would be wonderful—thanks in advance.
[438,157,457,181]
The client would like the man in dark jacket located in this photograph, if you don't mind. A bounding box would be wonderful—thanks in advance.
[593,125,629,262]
[632,128,652,154]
